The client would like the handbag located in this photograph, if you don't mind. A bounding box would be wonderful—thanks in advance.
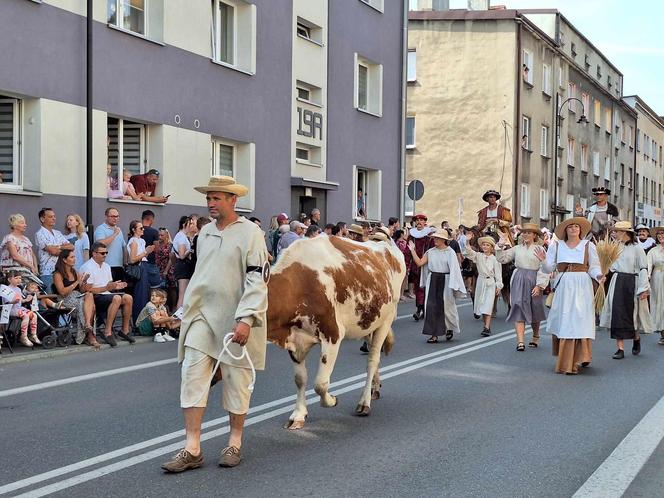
[124,262,141,283]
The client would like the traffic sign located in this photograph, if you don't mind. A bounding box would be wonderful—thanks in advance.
[407,180,424,201]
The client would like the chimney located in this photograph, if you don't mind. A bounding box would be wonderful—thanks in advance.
[468,0,490,10]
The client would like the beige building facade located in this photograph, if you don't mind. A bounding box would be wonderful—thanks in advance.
[406,7,636,228]
[624,95,664,227]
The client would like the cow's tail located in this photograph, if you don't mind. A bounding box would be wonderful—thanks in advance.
[381,328,395,356]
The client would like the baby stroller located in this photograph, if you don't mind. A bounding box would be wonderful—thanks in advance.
[1,266,77,350]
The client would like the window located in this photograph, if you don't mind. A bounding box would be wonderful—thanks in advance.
[621,163,625,186]
[296,81,322,105]
[565,194,574,219]
[581,93,590,117]
[604,108,611,132]
[628,125,633,147]
[212,0,256,74]
[592,151,600,176]
[539,188,549,220]
[297,22,310,40]
[406,117,416,149]
[594,99,601,127]
[571,42,577,57]
[354,53,383,116]
[295,142,322,166]
[353,166,382,221]
[542,64,551,95]
[407,50,417,82]
[107,117,146,191]
[296,17,323,45]
[522,116,531,149]
[359,0,384,12]
[558,66,564,88]
[604,156,610,180]
[568,83,577,112]
[580,197,587,214]
[408,0,418,10]
[636,130,641,151]
[107,0,145,35]
[580,144,588,172]
[520,183,531,217]
[0,97,20,187]
[596,65,602,79]
[540,125,549,157]
[211,137,255,211]
[620,120,626,143]
[567,137,575,166]
[404,182,415,215]
[522,50,533,85]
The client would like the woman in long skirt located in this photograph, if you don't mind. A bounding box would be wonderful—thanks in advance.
[496,223,548,351]
[463,234,503,336]
[647,227,664,344]
[536,217,604,374]
[600,221,651,359]
[409,229,466,343]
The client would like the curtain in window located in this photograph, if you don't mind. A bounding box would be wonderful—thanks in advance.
[358,65,368,110]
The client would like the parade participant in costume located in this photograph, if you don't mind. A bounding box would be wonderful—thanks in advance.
[599,221,651,360]
[408,213,434,321]
[496,223,548,351]
[348,224,367,243]
[537,217,604,374]
[161,176,268,472]
[636,224,656,253]
[409,230,466,343]
[463,233,503,336]
[648,227,664,344]
[477,190,512,230]
[586,186,619,239]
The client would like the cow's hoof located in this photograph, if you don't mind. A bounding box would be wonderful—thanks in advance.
[354,404,371,417]
[284,419,306,430]
[321,394,337,408]
[371,389,381,400]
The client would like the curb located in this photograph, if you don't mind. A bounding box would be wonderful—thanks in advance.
[0,336,154,365]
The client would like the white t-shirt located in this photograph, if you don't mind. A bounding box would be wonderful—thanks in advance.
[128,236,147,262]
[79,258,113,294]
[172,231,191,260]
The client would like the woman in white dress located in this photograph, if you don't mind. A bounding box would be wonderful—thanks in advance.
[536,217,604,374]
[496,223,548,351]
[463,234,503,336]
[599,221,651,359]
[409,229,466,343]
[647,226,664,344]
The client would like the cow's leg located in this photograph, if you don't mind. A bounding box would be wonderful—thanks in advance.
[285,342,314,430]
[313,338,342,408]
[356,322,390,416]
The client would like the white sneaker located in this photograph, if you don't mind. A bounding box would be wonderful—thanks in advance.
[163,333,176,342]
[154,332,166,343]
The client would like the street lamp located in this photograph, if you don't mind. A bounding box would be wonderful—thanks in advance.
[552,94,588,226]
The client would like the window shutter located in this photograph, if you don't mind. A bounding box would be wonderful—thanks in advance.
[0,100,16,184]
[358,65,368,110]
[122,123,144,176]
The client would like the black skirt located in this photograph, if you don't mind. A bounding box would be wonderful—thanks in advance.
[422,272,446,337]
[174,257,195,280]
[610,272,637,340]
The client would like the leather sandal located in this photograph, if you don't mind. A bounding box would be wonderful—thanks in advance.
[516,342,526,352]
[426,336,439,344]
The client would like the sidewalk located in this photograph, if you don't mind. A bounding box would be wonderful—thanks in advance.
[0,335,154,365]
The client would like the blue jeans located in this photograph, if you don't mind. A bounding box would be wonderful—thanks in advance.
[144,262,161,288]
[39,274,54,293]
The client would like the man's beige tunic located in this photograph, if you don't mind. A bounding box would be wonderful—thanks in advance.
[177,217,269,370]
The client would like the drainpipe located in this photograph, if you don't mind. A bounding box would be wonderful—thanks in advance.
[399,0,408,221]
[632,112,638,224]
[86,0,94,240]
[514,20,522,223]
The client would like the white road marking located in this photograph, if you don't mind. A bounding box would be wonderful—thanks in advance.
[1,302,476,399]
[572,391,664,498]
[3,325,529,497]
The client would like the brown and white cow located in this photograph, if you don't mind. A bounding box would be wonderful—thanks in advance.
[267,235,406,429]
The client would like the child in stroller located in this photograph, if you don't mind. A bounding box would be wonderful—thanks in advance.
[1,270,42,347]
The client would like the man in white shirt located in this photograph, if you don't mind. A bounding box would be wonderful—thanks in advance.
[80,242,134,347]
[34,208,74,292]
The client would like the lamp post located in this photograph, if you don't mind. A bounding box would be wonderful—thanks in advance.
[552,94,589,226]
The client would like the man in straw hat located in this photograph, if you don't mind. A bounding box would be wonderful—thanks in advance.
[477,190,512,230]
[635,223,656,253]
[162,176,269,472]
[587,186,619,239]
[348,223,367,242]
[599,221,651,359]
[408,213,434,320]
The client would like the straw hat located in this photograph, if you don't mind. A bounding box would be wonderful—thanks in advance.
[194,175,248,196]
[611,221,635,233]
[477,236,496,247]
[635,224,650,232]
[348,224,364,236]
[519,223,542,237]
[430,229,451,241]
[652,226,664,237]
[554,217,592,240]
[369,232,389,242]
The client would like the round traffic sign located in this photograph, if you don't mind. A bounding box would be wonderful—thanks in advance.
[407,180,424,201]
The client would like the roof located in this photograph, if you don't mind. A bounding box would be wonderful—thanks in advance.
[623,95,664,128]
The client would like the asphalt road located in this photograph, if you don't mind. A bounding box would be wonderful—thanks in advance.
[1,299,664,498]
